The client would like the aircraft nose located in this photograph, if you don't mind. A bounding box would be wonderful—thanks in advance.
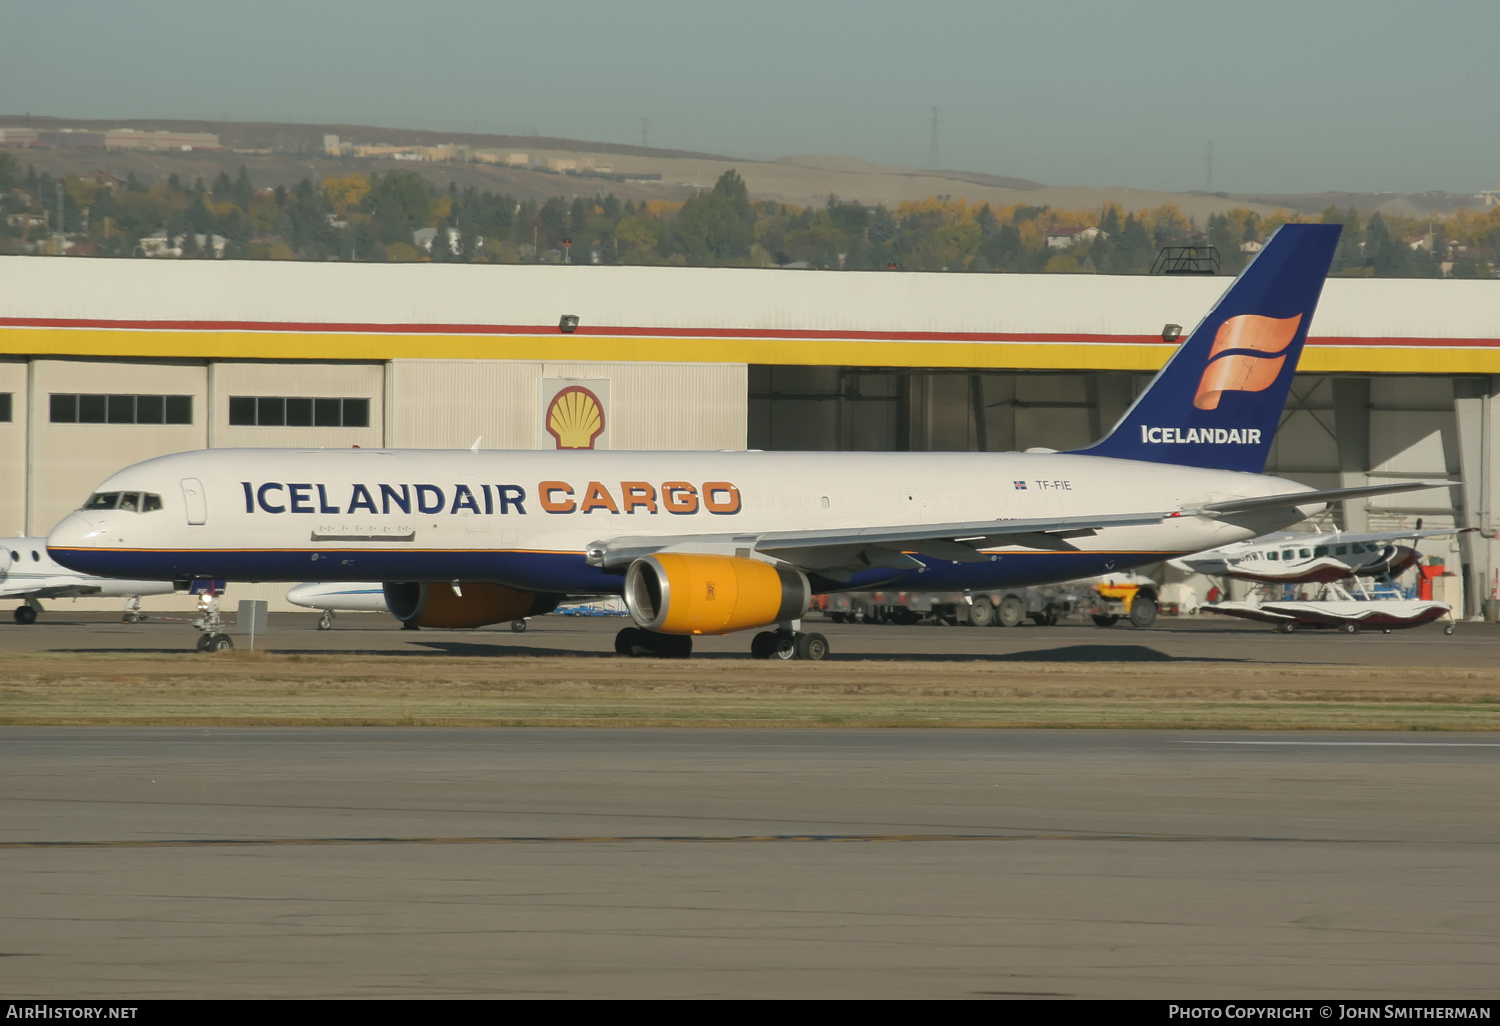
[47,513,104,572]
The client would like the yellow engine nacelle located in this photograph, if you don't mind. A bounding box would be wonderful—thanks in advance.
[624,554,810,636]
[382,581,559,629]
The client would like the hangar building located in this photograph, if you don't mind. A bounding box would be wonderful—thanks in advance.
[2,257,1498,615]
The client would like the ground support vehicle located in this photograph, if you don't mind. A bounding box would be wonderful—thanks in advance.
[817,585,1099,628]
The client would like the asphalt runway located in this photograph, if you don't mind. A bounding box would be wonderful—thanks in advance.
[2,610,1494,666]
[3,727,1497,998]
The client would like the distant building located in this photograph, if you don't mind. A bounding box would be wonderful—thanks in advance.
[101,129,222,152]
[323,134,341,157]
[0,128,41,148]
[412,227,462,256]
[1045,225,1102,249]
[0,127,220,150]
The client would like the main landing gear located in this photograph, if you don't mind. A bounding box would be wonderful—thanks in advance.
[615,627,692,658]
[13,604,38,625]
[612,626,831,660]
[750,629,828,661]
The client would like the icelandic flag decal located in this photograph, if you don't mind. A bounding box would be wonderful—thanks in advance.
[1013,481,1027,490]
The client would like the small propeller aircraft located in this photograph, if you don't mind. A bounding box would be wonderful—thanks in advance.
[1170,524,1471,585]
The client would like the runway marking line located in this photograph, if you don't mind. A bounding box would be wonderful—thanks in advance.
[1170,740,1500,747]
[0,832,1290,850]
[4,830,1477,850]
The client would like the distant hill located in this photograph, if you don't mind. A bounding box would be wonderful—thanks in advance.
[2,115,1488,220]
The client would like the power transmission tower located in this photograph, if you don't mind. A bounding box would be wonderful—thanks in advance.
[928,106,941,170]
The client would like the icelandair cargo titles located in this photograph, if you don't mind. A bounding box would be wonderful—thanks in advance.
[47,224,1441,658]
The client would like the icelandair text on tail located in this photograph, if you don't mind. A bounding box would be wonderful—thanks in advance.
[1142,426,1263,445]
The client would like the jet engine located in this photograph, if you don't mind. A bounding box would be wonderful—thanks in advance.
[624,553,810,635]
[382,581,559,629]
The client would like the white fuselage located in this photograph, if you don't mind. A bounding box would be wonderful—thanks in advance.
[46,448,1320,595]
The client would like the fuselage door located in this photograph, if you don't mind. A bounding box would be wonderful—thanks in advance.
[181,478,207,525]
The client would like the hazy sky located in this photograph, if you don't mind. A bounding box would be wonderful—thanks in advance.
[6,1,1498,195]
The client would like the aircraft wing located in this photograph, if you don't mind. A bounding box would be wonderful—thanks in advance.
[1182,480,1452,516]
[1185,480,1454,517]
[0,580,103,600]
[587,509,1174,576]
[587,481,1458,579]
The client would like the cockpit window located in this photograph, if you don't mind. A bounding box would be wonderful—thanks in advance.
[81,491,163,513]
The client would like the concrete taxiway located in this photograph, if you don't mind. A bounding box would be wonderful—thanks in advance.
[1,610,1494,666]
[2,727,1497,998]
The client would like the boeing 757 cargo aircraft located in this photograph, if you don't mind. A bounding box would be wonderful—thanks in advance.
[48,224,1440,658]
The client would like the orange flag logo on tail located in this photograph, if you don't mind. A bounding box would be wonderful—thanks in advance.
[1193,314,1303,411]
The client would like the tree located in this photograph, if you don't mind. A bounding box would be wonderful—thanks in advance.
[1365,213,1410,276]
[233,165,254,209]
[671,170,754,262]
[367,171,431,245]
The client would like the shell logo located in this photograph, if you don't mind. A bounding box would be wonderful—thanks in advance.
[546,385,606,449]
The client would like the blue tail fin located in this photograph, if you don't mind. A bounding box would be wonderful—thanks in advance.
[1070,222,1341,473]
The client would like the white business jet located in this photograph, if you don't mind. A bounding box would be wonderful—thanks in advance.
[1,534,179,624]
[48,224,1443,658]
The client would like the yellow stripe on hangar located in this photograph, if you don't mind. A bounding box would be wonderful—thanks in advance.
[2,325,1497,374]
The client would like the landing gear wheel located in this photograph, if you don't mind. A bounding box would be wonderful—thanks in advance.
[121,611,143,624]
[750,631,777,659]
[772,631,798,660]
[1383,628,1393,635]
[1091,614,1120,627]
[1444,624,1456,635]
[615,626,641,655]
[317,611,334,631]
[198,633,233,652]
[615,627,691,658]
[14,605,37,625]
[998,595,1025,628]
[1340,623,1359,635]
[510,619,527,633]
[966,600,995,627]
[1275,621,1297,634]
[1128,597,1158,629]
[795,632,829,661]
